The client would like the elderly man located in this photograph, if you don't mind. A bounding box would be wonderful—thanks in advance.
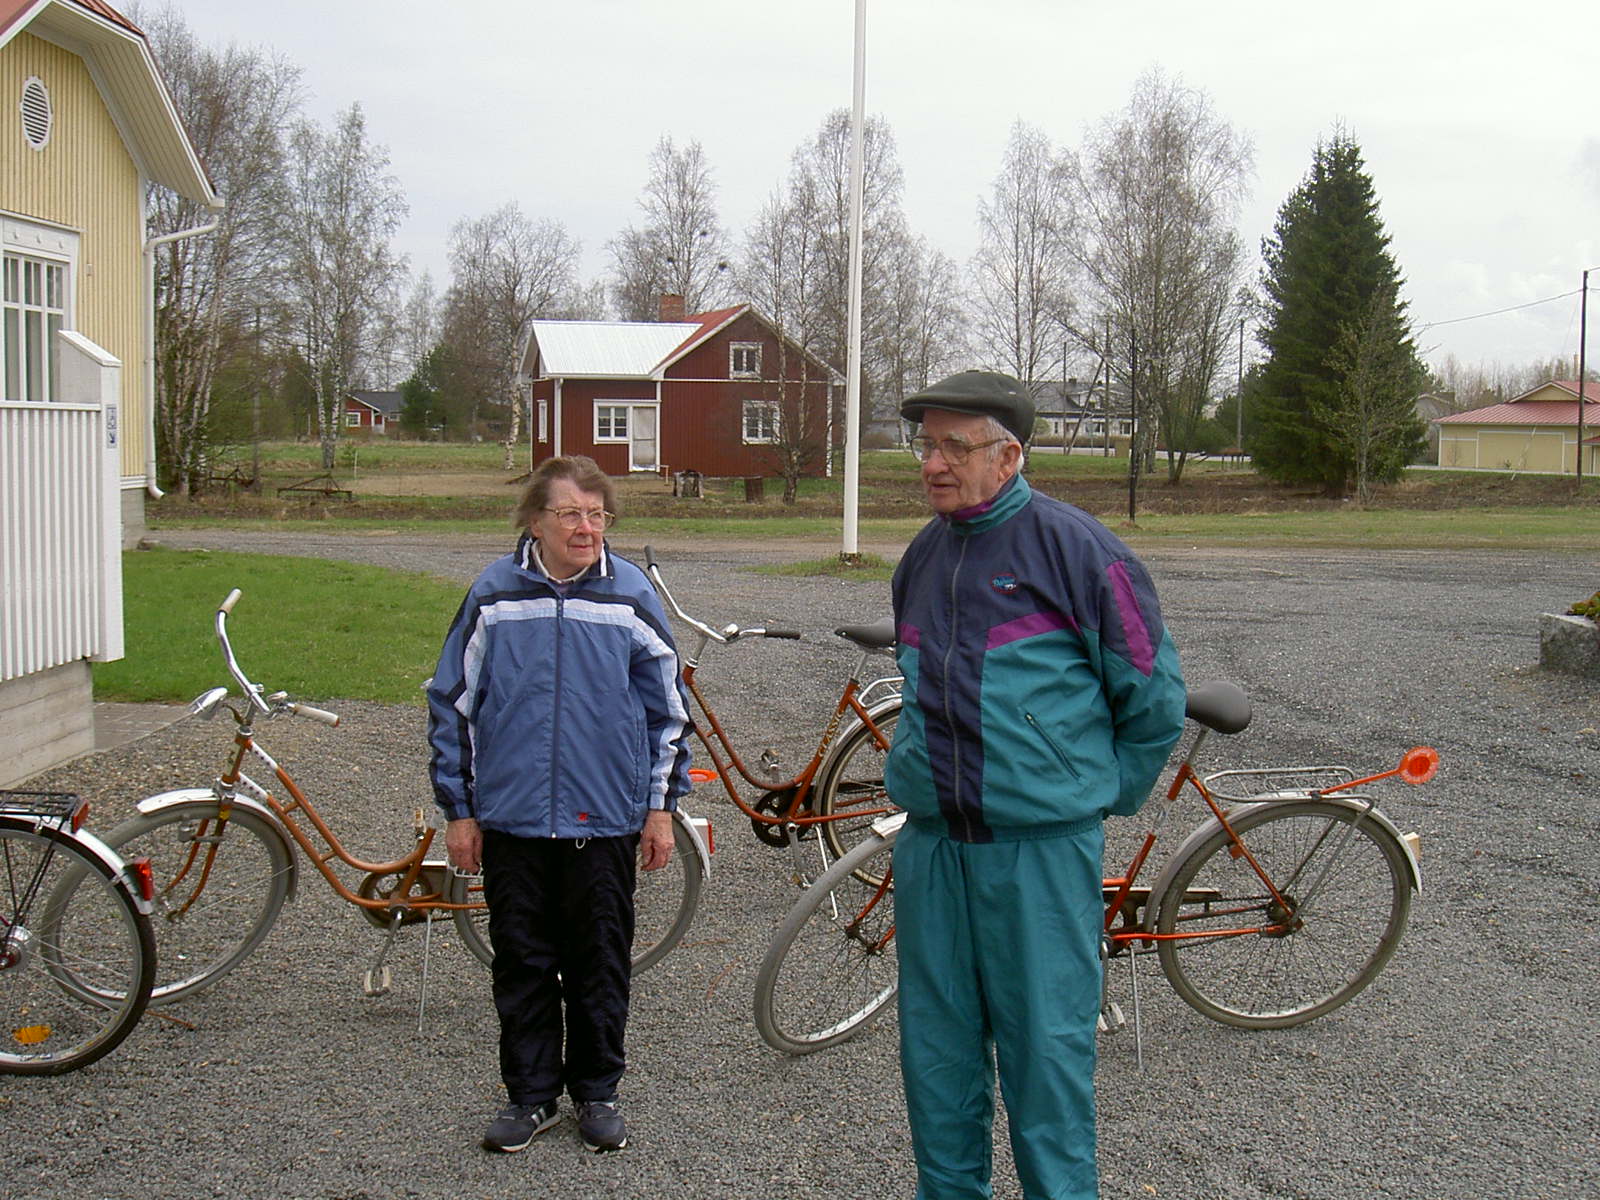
[885,371,1187,1199]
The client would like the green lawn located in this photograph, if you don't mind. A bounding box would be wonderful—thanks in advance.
[93,548,463,705]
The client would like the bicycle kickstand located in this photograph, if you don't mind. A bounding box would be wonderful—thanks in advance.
[363,911,404,998]
[1097,936,1126,1036]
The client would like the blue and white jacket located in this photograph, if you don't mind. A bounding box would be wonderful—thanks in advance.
[427,534,693,839]
[886,473,1186,843]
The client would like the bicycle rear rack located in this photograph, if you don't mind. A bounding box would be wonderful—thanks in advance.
[1201,765,1356,803]
[0,790,85,827]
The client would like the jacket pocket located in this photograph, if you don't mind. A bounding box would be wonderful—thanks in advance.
[1023,712,1081,783]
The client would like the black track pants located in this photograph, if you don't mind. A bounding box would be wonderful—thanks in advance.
[480,830,638,1105]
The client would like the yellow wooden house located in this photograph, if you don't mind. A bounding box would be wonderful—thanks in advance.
[1434,380,1600,474]
[1,0,218,784]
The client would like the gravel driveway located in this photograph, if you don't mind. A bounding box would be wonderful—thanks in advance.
[6,528,1597,1200]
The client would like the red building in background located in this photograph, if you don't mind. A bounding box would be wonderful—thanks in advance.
[521,296,840,478]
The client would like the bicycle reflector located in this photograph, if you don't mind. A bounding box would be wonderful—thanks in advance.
[128,856,156,903]
[1398,746,1440,786]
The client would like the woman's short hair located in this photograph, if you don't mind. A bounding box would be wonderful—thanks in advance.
[513,455,617,531]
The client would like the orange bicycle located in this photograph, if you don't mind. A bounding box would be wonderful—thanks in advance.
[75,589,710,1007]
[753,680,1436,1054]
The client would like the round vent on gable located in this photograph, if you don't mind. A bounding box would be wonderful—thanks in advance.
[20,77,52,150]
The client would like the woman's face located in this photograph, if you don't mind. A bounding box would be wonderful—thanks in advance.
[529,479,608,580]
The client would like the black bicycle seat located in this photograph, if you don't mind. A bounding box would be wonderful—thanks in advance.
[834,620,896,650]
[1184,680,1252,735]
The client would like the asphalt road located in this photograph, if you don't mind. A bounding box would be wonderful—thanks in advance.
[6,529,1597,1200]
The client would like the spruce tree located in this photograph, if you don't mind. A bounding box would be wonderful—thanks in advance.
[1252,131,1426,493]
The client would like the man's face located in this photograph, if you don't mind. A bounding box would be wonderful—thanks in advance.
[918,408,1020,515]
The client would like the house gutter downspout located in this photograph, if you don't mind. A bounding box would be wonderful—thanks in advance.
[142,218,219,497]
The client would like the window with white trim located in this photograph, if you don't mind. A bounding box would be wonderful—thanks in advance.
[345,410,361,427]
[595,403,630,442]
[2,252,67,403]
[730,341,762,378]
[537,398,548,443]
[742,399,780,444]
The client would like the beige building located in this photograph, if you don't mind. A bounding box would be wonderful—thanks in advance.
[1434,380,1600,474]
[2,0,217,784]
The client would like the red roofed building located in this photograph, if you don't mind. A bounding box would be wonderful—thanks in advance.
[521,295,840,479]
[1434,380,1600,474]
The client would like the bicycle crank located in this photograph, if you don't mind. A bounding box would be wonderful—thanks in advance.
[356,864,449,929]
[751,787,802,846]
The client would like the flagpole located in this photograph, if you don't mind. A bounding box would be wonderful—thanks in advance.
[842,0,866,560]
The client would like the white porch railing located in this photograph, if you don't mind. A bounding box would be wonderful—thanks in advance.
[0,330,124,683]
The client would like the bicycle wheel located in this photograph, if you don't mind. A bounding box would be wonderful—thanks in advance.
[815,703,899,880]
[1154,799,1413,1029]
[754,830,897,1054]
[2,820,155,1074]
[453,812,703,975]
[102,801,292,1005]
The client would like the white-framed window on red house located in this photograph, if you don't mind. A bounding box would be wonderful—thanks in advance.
[595,403,630,442]
[742,399,779,444]
[730,341,762,378]
[345,411,361,427]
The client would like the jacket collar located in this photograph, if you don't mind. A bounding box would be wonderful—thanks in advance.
[515,531,613,584]
[947,471,1031,534]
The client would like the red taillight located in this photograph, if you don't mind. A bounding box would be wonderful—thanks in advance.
[70,799,89,832]
[128,856,155,903]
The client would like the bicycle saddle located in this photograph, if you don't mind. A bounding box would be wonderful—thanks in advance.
[834,620,896,650]
[1184,680,1251,734]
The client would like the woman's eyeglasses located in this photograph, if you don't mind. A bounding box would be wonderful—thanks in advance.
[544,507,616,530]
[908,435,1006,465]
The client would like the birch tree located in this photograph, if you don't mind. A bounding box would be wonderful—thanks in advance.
[609,137,732,320]
[279,104,407,470]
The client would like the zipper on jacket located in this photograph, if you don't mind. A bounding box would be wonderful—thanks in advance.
[1024,711,1080,782]
[940,534,977,841]
[550,590,564,837]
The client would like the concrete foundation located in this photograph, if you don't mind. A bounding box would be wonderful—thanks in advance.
[0,661,95,788]
[1538,613,1600,679]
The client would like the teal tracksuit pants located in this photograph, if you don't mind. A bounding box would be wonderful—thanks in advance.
[895,819,1105,1200]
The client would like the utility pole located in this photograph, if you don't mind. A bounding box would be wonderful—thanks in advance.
[1579,267,1590,487]
[1128,328,1139,522]
[1236,317,1244,456]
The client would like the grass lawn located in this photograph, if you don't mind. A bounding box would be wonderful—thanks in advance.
[93,548,463,706]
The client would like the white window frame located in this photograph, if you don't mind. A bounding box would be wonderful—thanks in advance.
[537,398,548,443]
[730,341,762,379]
[344,410,361,428]
[2,217,78,405]
[742,398,780,445]
[594,402,631,443]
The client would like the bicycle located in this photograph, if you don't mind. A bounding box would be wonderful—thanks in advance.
[1,790,156,1074]
[643,547,903,887]
[75,589,710,1008]
[753,679,1437,1055]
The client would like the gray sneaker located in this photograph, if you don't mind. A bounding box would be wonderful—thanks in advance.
[576,1099,627,1152]
[482,1100,560,1152]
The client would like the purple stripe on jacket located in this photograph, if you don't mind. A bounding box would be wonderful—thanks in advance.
[1108,560,1157,676]
[985,610,1075,650]
[898,622,922,649]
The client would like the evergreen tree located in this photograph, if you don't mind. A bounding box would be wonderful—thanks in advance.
[1253,131,1426,493]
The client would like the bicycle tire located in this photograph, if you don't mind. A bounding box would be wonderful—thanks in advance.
[452,812,704,975]
[2,819,155,1075]
[1154,799,1413,1029]
[101,801,292,1005]
[753,828,898,1055]
[814,703,900,882]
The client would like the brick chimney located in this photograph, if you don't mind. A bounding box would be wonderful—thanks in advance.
[658,293,686,322]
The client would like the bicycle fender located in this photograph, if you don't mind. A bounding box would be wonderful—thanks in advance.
[51,825,156,916]
[672,806,713,882]
[1138,794,1420,933]
[134,788,299,903]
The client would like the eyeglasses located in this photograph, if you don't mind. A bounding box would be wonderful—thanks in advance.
[908,435,1008,465]
[543,507,616,530]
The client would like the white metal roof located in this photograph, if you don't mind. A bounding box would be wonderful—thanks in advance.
[528,319,701,379]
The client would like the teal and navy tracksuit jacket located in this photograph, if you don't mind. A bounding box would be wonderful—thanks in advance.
[886,471,1185,840]
[886,471,1185,1200]
[427,534,692,838]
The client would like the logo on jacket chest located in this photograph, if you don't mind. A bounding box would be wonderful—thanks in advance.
[990,573,1021,595]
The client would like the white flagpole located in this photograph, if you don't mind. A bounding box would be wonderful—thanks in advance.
[842,0,866,559]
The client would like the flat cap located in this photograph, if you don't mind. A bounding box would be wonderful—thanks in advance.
[900,370,1034,443]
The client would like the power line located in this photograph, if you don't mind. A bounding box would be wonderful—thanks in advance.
[1417,288,1581,332]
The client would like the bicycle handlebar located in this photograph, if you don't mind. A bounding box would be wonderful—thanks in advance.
[287,702,341,727]
[643,545,800,645]
[212,589,340,725]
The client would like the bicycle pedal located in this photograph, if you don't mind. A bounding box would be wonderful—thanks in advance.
[362,965,392,997]
[1097,1002,1125,1034]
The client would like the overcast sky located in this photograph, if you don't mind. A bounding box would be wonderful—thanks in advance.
[176,0,1600,380]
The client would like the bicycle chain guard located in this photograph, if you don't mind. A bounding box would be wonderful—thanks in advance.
[751,786,801,847]
[356,864,449,929]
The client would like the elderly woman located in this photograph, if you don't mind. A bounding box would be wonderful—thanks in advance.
[427,454,692,1155]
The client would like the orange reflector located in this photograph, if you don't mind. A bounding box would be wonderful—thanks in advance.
[129,856,155,902]
[687,768,717,784]
[71,799,89,832]
[1398,746,1440,786]
[13,1025,51,1046]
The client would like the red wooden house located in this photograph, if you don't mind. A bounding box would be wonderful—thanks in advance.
[521,296,840,477]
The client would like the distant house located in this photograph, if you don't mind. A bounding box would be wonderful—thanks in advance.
[1434,380,1600,473]
[1032,378,1133,447]
[521,295,841,477]
[345,388,402,434]
[1,0,219,784]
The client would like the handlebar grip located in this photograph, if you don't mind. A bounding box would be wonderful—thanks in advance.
[644,544,658,569]
[764,630,802,640]
[220,588,242,614]
[288,702,340,727]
